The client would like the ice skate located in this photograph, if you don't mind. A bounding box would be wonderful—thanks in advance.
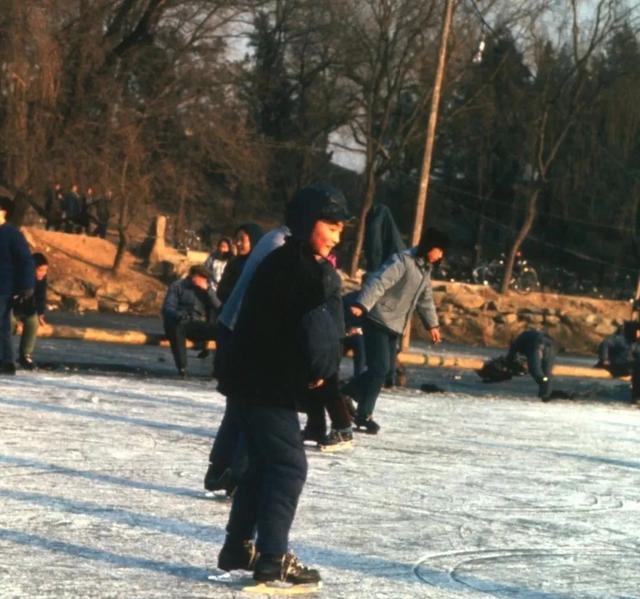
[319,429,353,452]
[217,539,258,572]
[353,414,380,435]
[19,354,36,371]
[243,552,321,594]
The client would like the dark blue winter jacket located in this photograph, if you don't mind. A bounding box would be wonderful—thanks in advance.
[13,277,47,317]
[364,204,406,272]
[161,277,220,324]
[0,224,35,296]
[223,238,341,409]
[507,330,556,384]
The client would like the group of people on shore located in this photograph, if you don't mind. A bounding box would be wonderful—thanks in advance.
[43,183,111,237]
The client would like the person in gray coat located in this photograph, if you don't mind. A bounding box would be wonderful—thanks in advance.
[343,227,449,433]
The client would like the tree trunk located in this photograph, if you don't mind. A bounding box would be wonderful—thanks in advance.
[500,188,539,294]
[349,161,377,278]
[112,186,129,272]
[113,223,129,273]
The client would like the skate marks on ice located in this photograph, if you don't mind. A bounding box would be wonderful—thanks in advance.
[415,548,640,598]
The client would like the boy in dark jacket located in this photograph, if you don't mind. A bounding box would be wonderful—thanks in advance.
[161,264,220,377]
[216,183,349,591]
[0,196,35,375]
[12,252,48,370]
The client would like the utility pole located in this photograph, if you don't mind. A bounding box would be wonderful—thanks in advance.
[402,0,455,352]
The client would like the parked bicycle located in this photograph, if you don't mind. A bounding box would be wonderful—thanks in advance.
[472,252,540,294]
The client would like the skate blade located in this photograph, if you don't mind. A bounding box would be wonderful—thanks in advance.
[319,441,353,453]
[203,490,231,501]
[242,581,322,595]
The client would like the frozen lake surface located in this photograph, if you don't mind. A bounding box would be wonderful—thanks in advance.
[1,341,639,598]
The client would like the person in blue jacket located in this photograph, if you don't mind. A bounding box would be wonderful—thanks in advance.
[161,264,220,377]
[12,252,49,370]
[0,196,35,375]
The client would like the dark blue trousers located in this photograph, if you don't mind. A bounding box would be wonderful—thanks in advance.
[343,321,398,418]
[343,334,366,377]
[225,404,307,556]
[0,295,13,365]
[208,399,248,484]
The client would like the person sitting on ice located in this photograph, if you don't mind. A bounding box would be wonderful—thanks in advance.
[161,264,220,377]
[506,329,557,402]
[594,328,632,378]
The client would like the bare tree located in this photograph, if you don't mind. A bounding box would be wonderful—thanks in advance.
[500,0,625,293]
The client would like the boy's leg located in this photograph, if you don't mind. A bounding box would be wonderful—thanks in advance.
[302,388,327,442]
[356,323,395,419]
[0,296,14,365]
[206,398,244,489]
[19,314,39,358]
[163,319,187,372]
[224,404,307,557]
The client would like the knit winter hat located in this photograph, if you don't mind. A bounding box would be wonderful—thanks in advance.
[417,227,450,256]
[285,182,350,241]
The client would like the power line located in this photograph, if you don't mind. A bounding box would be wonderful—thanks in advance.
[429,179,638,234]
[438,197,638,274]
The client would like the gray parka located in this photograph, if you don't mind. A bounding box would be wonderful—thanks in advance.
[356,248,438,335]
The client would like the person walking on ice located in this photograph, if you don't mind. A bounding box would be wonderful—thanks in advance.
[342,227,449,434]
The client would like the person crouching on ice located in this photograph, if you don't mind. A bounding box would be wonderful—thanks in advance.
[506,329,557,402]
[215,183,349,592]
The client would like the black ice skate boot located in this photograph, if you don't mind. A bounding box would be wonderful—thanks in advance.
[217,538,258,572]
[319,428,353,453]
[538,377,551,402]
[19,354,36,370]
[353,414,380,435]
[253,552,321,589]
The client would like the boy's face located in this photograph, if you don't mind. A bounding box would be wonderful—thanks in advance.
[426,247,444,264]
[35,265,48,281]
[235,231,251,256]
[309,220,344,258]
[218,240,230,254]
[191,274,208,290]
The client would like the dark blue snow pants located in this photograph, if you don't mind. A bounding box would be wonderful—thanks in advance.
[524,340,556,398]
[342,320,398,419]
[208,398,249,485]
[225,403,307,556]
